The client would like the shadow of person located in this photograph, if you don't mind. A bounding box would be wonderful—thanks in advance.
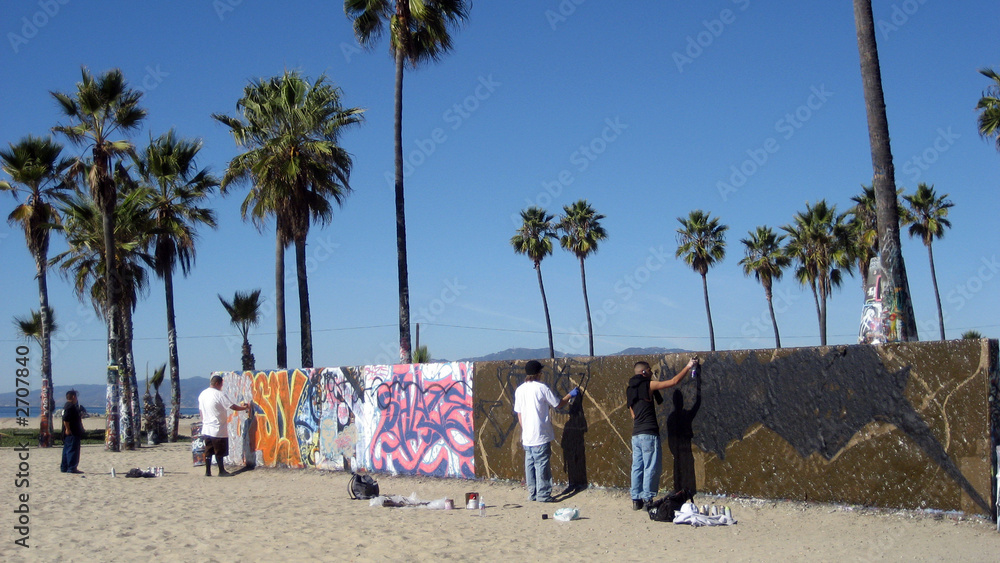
[666,382,700,497]
[558,391,588,497]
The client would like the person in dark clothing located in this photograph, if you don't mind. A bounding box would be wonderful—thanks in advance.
[61,389,85,474]
[627,359,695,510]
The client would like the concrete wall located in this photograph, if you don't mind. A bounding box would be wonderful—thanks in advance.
[212,339,998,515]
[473,339,998,515]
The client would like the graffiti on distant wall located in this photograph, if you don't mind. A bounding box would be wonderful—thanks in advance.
[231,363,475,478]
[220,371,257,467]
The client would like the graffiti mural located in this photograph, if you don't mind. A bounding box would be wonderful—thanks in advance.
[357,363,475,478]
[251,369,316,468]
[316,367,362,471]
[219,371,256,467]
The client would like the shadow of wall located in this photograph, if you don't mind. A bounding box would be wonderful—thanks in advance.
[473,339,998,515]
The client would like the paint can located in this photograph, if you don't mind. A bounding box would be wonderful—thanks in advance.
[444,499,454,510]
[110,467,115,478]
[465,492,479,509]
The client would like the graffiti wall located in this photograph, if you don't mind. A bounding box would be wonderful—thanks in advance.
[473,340,999,515]
[214,363,475,478]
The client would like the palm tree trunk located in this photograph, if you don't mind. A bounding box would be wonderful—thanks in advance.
[394,48,413,364]
[242,337,254,372]
[809,280,822,345]
[853,0,918,342]
[120,308,137,450]
[102,202,121,451]
[295,236,313,367]
[927,243,945,340]
[819,284,828,346]
[164,264,181,441]
[765,283,781,349]
[701,272,716,351]
[275,231,287,368]
[578,257,595,356]
[536,263,555,359]
[37,256,53,447]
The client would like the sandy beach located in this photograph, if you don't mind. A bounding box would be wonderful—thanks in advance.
[2,416,999,562]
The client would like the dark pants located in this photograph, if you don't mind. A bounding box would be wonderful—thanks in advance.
[61,434,81,472]
[202,436,230,475]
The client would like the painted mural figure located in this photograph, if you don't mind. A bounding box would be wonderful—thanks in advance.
[513,360,578,503]
[627,359,695,511]
[60,389,85,474]
[198,374,250,477]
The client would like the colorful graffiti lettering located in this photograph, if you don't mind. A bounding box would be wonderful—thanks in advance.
[220,371,256,466]
[252,369,310,468]
[365,363,474,478]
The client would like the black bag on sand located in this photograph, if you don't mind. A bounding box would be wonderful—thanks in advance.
[648,489,692,522]
[349,472,379,499]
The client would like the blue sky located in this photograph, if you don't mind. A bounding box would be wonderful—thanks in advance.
[1,1,998,394]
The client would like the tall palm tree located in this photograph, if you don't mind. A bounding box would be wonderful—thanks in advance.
[847,185,878,290]
[676,210,728,351]
[51,67,146,450]
[345,0,470,363]
[135,130,219,441]
[977,68,1000,151]
[219,289,263,372]
[903,183,953,340]
[55,185,155,450]
[214,71,363,369]
[782,201,853,346]
[739,226,790,349]
[511,207,557,359]
[852,0,918,342]
[557,200,607,356]
[1,135,72,447]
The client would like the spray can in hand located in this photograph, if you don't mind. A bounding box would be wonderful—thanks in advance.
[690,356,700,379]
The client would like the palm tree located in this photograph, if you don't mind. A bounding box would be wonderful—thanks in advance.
[676,210,728,351]
[739,226,790,349]
[13,309,57,347]
[55,185,155,450]
[345,0,470,363]
[142,363,167,444]
[1,135,72,447]
[51,67,147,450]
[219,289,263,372]
[135,130,219,441]
[847,185,878,290]
[962,330,983,340]
[412,345,431,363]
[557,200,607,356]
[903,183,953,340]
[977,68,1000,151]
[511,207,557,359]
[852,0,918,341]
[782,201,853,346]
[214,71,363,369]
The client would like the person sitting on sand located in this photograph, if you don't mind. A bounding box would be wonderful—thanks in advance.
[197,375,250,477]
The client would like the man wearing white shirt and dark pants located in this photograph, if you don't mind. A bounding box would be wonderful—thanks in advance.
[198,375,250,477]
[513,360,578,502]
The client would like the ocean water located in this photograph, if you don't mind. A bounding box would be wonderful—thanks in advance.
[0,406,200,418]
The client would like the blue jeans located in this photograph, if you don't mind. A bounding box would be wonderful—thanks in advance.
[524,443,553,501]
[61,434,81,472]
[631,434,662,502]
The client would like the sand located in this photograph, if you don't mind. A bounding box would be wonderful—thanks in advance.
[2,416,999,562]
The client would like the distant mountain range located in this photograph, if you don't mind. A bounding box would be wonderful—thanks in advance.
[1,346,688,408]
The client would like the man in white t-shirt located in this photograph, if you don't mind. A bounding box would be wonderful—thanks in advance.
[513,360,579,502]
[198,375,250,477]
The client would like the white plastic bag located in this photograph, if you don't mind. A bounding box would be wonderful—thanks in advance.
[553,507,580,521]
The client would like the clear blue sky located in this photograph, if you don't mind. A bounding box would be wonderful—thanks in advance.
[1,1,998,394]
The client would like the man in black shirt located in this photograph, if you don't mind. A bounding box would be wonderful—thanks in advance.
[626,358,695,510]
[60,389,85,474]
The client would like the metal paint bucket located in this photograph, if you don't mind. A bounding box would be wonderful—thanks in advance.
[465,492,479,509]
[444,499,454,510]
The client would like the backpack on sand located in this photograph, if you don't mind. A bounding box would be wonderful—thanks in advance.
[648,489,692,522]
[348,472,379,500]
